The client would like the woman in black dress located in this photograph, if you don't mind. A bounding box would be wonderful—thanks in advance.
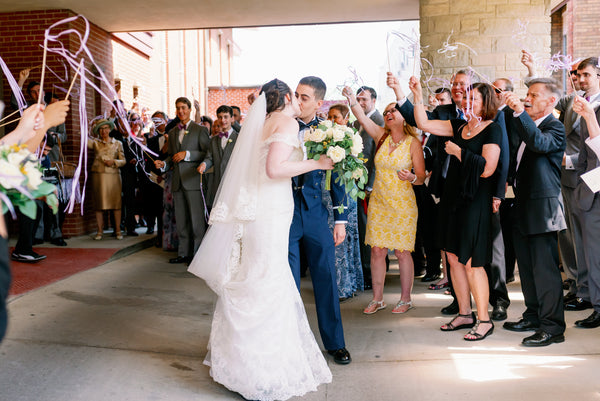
[408,77,501,341]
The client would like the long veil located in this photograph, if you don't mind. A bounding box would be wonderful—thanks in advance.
[188,93,266,295]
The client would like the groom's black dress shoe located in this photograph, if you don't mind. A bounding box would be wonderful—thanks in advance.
[491,305,507,321]
[575,311,600,328]
[328,348,351,365]
[522,330,565,347]
[503,318,539,332]
[169,256,190,264]
[564,297,593,311]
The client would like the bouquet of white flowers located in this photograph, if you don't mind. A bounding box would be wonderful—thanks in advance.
[304,120,368,201]
[0,144,58,219]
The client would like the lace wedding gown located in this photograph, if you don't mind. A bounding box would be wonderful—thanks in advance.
[188,129,332,401]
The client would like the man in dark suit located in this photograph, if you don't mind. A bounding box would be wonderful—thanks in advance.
[289,76,351,365]
[352,86,384,289]
[392,70,471,315]
[155,97,211,264]
[197,105,239,207]
[230,105,242,132]
[572,59,600,329]
[502,78,567,346]
[557,58,600,311]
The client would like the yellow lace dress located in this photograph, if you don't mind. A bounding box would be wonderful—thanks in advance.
[365,135,417,251]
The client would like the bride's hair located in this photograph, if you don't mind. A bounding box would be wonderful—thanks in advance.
[260,79,292,114]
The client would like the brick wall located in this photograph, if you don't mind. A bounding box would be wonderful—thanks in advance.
[207,86,260,121]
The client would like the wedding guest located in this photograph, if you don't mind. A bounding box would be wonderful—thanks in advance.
[408,77,501,341]
[230,105,242,131]
[343,84,426,315]
[501,79,567,346]
[325,104,363,300]
[198,115,213,133]
[88,119,126,240]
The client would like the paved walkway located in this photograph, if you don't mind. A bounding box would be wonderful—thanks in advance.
[1,240,599,400]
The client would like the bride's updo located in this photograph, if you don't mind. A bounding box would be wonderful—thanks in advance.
[260,79,292,114]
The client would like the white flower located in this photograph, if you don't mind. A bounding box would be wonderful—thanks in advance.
[0,159,25,189]
[321,120,333,129]
[332,127,346,142]
[326,145,346,163]
[352,168,364,179]
[23,161,43,190]
[351,133,363,156]
[311,128,327,142]
[303,130,313,142]
[6,149,28,167]
[345,126,355,135]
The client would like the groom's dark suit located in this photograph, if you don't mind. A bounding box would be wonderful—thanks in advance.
[288,117,348,352]
[201,127,239,207]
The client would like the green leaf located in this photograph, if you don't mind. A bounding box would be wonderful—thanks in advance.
[19,200,37,220]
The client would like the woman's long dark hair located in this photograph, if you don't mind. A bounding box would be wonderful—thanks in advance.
[260,79,292,114]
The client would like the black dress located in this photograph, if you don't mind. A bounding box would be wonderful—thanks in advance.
[438,119,502,267]
[0,235,10,342]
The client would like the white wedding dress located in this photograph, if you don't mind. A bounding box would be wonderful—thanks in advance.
[188,94,332,401]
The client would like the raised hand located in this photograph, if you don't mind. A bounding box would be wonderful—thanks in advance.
[572,95,593,117]
[520,50,534,70]
[341,86,356,104]
[502,91,524,114]
[386,72,405,101]
[43,100,69,129]
[408,76,423,103]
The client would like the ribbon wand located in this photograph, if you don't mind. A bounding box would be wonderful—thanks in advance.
[65,60,83,100]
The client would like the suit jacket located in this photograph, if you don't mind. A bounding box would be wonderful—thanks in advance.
[353,109,384,190]
[491,110,510,199]
[164,121,211,192]
[557,94,583,188]
[202,128,239,205]
[508,112,566,235]
[397,100,461,197]
[143,133,167,176]
[574,105,600,212]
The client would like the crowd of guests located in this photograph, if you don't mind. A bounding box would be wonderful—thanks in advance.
[7,48,600,349]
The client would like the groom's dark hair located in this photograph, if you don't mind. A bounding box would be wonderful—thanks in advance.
[299,76,326,101]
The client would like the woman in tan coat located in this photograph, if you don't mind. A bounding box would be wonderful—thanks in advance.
[88,119,126,240]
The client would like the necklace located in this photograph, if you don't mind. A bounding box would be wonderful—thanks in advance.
[389,135,405,147]
[465,121,482,137]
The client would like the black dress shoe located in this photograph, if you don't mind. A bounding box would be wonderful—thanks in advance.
[169,256,190,264]
[563,292,577,304]
[503,318,539,332]
[575,311,600,328]
[421,273,440,282]
[491,305,507,321]
[50,238,67,246]
[127,231,139,237]
[327,348,351,365]
[565,297,593,311]
[522,330,565,347]
[506,275,515,283]
[441,301,459,315]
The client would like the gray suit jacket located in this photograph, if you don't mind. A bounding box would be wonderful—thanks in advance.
[165,121,210,192]
[202,128,239,205]
[353,109,384,189]
[557,94,583,188]
[575,105,600,212]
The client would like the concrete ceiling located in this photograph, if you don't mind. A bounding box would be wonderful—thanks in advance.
[0,0,419,32]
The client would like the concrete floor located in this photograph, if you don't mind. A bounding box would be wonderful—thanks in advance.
[1,244,599,401]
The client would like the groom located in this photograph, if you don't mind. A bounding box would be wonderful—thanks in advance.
[288,76,351,365]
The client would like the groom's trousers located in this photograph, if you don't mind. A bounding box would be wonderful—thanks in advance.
[289,193,345,351]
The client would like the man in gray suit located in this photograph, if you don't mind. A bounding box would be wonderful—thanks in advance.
[352,86,384,289]
[557,58,600,311]
[502,78,567,346]
[197,105,239,208]
[155,97,211,264]
[572,59,600,329]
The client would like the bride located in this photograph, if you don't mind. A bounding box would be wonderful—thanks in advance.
[188,79,334,400]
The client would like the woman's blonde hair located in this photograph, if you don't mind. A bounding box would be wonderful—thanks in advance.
[383,102,418,138]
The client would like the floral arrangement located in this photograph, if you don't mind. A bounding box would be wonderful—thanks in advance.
[303,120,368,201]
[0,144,58,219]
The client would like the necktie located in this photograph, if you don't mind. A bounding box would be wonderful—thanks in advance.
[457,109,466,120]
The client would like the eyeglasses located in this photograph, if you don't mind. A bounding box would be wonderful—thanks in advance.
[383,109,398,117]
[570,70,578,75]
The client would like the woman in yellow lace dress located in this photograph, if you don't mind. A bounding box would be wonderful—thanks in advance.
[343,87,426,315]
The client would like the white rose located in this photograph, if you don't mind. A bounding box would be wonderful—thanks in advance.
[303,130,313,142]
[352,168,364,179]
[7,149,28,167]
[326,145,346,163]
[23,161,43,190]
[311,128,327,142]
[323,128,335,139]
[0,159,26,189]
[332,127,346,142]
[321,120,333,129]
[351,133,363,156]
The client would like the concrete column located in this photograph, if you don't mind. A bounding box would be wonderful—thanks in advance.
[419,0,552,94]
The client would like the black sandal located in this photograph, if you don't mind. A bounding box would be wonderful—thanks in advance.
[464,320,494,341]
[440,312,476,331]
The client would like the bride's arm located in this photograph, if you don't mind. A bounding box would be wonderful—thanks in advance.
[266,141,333,179]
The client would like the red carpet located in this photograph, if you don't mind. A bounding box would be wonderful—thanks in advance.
[9,248,117,296]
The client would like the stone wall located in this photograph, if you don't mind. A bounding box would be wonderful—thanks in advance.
[419,0,551,95]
